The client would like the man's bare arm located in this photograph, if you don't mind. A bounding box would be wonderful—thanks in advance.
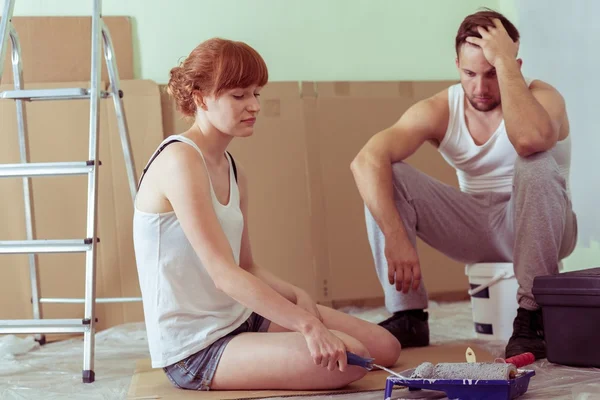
[350,93,448,238]
[465,18,566,157]
[496,60,566,157]
[350,92,448,292]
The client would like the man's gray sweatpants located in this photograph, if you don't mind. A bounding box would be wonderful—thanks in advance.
[365,151,578,312]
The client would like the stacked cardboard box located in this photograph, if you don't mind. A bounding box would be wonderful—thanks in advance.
[160,80,467,307]
[0,17,163,332]
[0,17,467,333]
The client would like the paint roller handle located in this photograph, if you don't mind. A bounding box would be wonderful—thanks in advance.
[345,351,375,370]
[505,352,535,368]
[495,352,535,368]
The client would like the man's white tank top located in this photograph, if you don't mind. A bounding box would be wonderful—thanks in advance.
[438,80,572,195]
[133,134,251,368]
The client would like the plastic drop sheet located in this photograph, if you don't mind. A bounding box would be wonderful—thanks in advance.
[1,302,599,400]
[0,322,149,400]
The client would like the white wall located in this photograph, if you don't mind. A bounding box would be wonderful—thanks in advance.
[517,0,600,271]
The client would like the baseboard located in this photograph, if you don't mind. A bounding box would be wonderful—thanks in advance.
[329,291,470,310]
[430,290,471,302]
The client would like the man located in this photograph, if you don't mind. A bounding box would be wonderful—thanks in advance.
[350,9,577,360]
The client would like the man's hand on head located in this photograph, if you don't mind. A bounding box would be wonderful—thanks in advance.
[465,18,519,67]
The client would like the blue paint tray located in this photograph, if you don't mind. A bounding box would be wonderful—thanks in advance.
[383,368,536,400]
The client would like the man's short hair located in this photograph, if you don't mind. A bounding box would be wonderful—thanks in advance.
[455,8,520,56]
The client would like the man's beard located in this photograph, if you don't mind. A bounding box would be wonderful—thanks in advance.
[467,95,500,112]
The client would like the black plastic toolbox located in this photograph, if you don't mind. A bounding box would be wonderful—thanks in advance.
[532,267,600,367]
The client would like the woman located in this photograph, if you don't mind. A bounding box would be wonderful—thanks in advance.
[133,37,401,391]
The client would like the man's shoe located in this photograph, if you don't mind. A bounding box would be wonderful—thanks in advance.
[378,309,430,348]
[505,307,546,360]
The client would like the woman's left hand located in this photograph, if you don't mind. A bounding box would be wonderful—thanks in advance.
[295,289,323,322]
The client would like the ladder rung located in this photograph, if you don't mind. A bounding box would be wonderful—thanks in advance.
[40,297,142,304]
[0,161,95,178]
[0,239,93,254]
[0,88,110,101]
[0,319,90,334]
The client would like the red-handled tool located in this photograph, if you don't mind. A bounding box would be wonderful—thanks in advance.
[495,352,536,368]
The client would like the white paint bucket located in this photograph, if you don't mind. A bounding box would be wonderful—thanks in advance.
[465,263,519,341]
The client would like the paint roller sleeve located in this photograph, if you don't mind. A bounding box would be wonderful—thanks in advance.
[411,362,517,380]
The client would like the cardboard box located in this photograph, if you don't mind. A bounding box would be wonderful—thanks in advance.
[0,78,467,333]
[0,80,163,331]
[160,81,468,307]
[159,83,322,300]
[1,16,134,84]
[0,15,145,333]
[309,81,465,303]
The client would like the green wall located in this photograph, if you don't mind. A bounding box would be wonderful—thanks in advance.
[12,0,513,83]
[13,1,596,271]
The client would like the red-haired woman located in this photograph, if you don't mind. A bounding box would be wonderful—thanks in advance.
[133,38,401,392]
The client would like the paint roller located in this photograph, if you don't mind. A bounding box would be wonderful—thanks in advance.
[346,351,522,381]
[410,361,517,380]
[408,348,534,380]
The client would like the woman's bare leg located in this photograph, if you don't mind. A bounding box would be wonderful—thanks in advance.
[269,305,401,367]
[211,330,369,390]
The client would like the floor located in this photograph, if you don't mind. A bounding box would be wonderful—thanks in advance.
[1,301,599,400]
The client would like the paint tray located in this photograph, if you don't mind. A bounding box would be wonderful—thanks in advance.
[383,368,535,400]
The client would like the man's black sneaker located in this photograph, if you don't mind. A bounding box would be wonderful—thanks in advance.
[378,309,430,348]
[505,307,546,360]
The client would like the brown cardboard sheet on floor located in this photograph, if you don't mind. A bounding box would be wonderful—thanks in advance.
[1,16,134,83]
[127,342,494,399]
[0,80,163,333]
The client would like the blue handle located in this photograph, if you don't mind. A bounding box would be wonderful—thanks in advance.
[346,351,375,370]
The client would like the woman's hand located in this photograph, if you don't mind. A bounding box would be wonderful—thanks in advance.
[302,323,348,372]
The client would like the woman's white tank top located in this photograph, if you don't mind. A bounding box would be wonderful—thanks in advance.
[133,135,251,368]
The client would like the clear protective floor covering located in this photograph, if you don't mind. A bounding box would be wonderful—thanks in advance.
[1,301,599,400]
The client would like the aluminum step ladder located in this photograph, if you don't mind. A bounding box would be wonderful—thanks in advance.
[0,0,139,383]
